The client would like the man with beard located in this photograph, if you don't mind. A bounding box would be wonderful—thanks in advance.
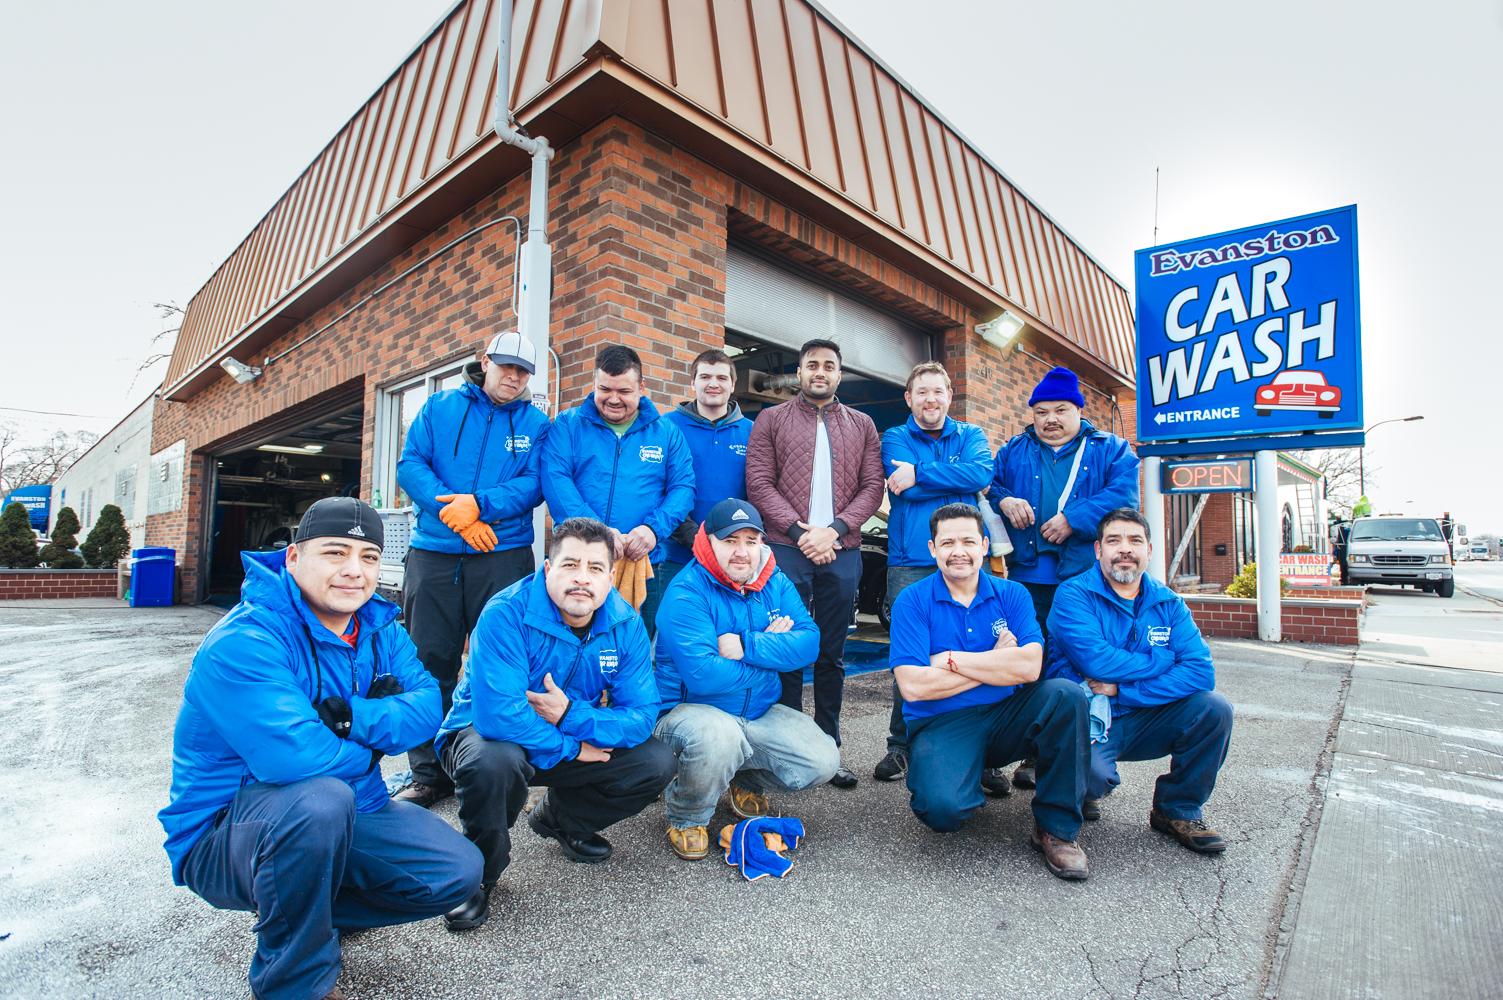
[541,345,695,637]
[434,517,676,931]
[659,349,755,595]
[393,330,550,809]
[1046,508,1232,853]
[653,498,837,860]
[873,361,994,783]
[746,339,884,788]
[989,366,1139,793]
[890,503,1091,880]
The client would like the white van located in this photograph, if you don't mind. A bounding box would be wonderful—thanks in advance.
[1345,515,1454,598]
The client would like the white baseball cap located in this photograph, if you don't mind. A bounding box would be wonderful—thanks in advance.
[484,330,538,375]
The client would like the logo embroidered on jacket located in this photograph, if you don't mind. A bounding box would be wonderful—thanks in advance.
[505,435,531,452]
[1147,626,1172,646]
[729,444,747,456]
[639,445,664,463]
[599,648,619,673]
[991,618,1008,636]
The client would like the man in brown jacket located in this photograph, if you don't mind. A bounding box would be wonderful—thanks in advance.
[746,338,884,788]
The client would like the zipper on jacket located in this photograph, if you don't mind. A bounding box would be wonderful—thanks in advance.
[603,435,623,525]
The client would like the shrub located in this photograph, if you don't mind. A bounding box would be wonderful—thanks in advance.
[0,501,40,568]
[81,504,131,569]
[39,505,84,568]
[1225,562,1290,598]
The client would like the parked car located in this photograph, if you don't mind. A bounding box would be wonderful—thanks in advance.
[1344,514,1454,598]
[1254,370,1341,416]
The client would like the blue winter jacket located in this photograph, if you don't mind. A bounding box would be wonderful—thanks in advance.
[397,371,550,554]
[539,394,695,564]
[435,570,659,770]
[988,419,1140,580]
[1045,566,1215,714]
[158,550,440,882]
[882,416,993,567]
[654,540,819,720]
[660,399,754,564]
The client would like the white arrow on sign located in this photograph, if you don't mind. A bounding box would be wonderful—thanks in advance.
[1154,412,1167,424]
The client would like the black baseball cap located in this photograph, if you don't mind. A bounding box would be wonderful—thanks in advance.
[703,498,765,539]
[294,497,384,550]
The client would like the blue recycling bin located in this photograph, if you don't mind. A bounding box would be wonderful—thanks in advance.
[129,547,176,607]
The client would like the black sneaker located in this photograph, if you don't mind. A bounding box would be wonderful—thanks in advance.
[443,883,494,932]
[873,750,908,782]
[1012,760,1037,789]
[980,767,1013,797]
[828,766,858,789]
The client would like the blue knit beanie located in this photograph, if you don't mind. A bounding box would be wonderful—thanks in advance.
[1028,366,1085,408]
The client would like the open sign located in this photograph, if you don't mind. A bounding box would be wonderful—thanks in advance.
[1162,458,1255,494]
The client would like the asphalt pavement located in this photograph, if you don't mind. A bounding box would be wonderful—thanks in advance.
[0,594,1385,999]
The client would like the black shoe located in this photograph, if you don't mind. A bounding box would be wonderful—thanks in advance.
[1082,797,1102,822]
[1012,760,1037,789]
[873,750,908,782]
[443,883,493,932]
[528,806,612,863]
[828,766,858,789]
[391,782,452,809]
[980,767,1013,798]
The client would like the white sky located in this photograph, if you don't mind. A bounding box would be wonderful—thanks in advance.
[2,0,1499,532]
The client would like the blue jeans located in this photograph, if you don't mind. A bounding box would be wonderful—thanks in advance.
[654,703,840,827]
[639,560,669,639]
[883,564,937,751]
[1089,691,1234,820]
[906,678,1089,841]
[179,777,481,1000]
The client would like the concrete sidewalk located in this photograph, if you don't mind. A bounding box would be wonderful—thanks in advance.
[1271,583,1503,1000]
[0,602,1347,999]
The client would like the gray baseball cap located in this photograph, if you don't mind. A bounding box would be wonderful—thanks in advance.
[484,330,538,375]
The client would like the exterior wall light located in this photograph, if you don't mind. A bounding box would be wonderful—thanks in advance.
[219,356,263,384]
[976,310,1025,351]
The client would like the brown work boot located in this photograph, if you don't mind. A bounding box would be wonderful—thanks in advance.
[666,824,710,861]
[321,988,349,1000]
[728,783,774,819]
[1030,823,1089,881]
[1150,809,1227,854]
[392,782,451,809]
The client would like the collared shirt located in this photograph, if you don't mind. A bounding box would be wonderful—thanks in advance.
[888,570,1044,722]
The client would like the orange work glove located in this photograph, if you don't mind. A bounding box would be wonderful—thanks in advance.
[459,521,498,553]
[435,493,481,532]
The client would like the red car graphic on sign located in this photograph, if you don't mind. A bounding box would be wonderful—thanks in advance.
[1254,370,1341,417]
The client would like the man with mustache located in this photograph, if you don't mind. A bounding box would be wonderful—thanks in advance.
[159,497,482,1000]
[746,339,884,788]
[988,366,1139,794]
[873,361,995,784]
[652,498,837,860]
[393,330,550,810]
[891,503,1090,879]
[434,517,675,931]
[1046,508,1232,852]
[541,345,696,636]
[659,349,755,596]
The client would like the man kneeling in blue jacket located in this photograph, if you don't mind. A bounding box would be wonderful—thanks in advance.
[1046,507,1233,854]
[435,517,675,930]
[653,498,838,860]
[158,497,482,1000]
[890,503,1092,880]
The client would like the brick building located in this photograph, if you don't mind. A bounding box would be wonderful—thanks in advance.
[151,0,1138,603]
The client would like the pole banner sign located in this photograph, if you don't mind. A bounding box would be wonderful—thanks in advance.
[1135,205,1362,443]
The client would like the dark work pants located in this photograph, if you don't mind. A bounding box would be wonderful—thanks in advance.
[772,544,862,746]
[1089,691,1234,820]
[403,545,534,787]
[883,564,937,752]
[1019,580,1059,642]
[441,726,677,885]
[179,777,480,1000]
[906,678,1089,841]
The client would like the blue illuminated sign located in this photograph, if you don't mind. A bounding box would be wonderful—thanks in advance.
[1135,206,1362,444]
[3,485,51,531]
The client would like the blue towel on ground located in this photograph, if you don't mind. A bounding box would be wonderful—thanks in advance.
[1081,681,1112,744]
[724,817,806,881]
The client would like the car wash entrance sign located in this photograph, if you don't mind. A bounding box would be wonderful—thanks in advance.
[1135,206,1362,445]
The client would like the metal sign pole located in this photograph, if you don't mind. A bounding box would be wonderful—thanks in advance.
[1144,456,1167,581]
[1255,449,1281,640]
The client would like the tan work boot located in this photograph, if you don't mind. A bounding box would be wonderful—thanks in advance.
[666,824,710,860]
[728,783,774,819]
[1030,823,1089,881]
[1150,809,1227,854]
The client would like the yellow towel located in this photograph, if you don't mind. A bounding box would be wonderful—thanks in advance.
[612,555,655,610]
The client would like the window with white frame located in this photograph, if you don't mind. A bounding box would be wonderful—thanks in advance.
[372,359,470,509]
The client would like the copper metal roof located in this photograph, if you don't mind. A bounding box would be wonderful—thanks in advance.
[164,0,1135,399]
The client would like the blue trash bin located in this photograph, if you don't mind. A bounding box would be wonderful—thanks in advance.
[129,547,176,607]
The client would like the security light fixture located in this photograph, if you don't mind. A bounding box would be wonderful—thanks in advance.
[219,356,263,384]
[975,310,1026,351]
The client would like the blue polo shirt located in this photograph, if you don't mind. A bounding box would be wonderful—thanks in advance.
[888,571,1044,722]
